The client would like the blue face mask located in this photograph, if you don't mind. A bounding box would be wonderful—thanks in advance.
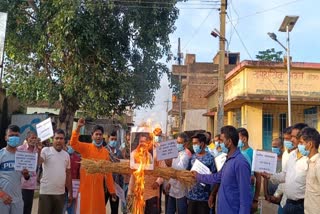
[7,136,21,148]
[298,144,310,157]
[67,146,74,154]
[155,136,162,143]
[220,143,229,154]
[93,140,103,147]
[193,145,202,154]
[109,140,117,148]
[120,142,126,149]
[238,140,244,149]
[284,140,294,150]
[272,147,281,156]
[215,141,219,147]
[177,143,184,152]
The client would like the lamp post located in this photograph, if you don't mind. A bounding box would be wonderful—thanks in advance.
[268,15,299,126]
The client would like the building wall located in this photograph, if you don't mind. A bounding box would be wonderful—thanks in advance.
[183,109,207,131]
[27,107,60,115]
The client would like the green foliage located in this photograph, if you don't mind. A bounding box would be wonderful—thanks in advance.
[256,48,283,62]
[0,0,181,117]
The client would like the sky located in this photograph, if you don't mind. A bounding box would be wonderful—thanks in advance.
[134,0,320,133]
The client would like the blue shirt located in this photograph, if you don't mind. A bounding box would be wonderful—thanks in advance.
[196,149,252,214]
[187,152,216,201]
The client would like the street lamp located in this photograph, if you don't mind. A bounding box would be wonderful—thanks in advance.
[268,15,299,126]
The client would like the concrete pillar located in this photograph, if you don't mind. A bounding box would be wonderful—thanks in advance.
[227,111,233,126]
[241,103,263,149]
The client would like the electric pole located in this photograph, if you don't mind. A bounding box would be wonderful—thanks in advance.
[178,37,183,132]
[216,0,226,133]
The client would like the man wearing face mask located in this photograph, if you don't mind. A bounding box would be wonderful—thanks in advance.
[262,123,309,214]
[237,128,261,213]
[192,126,252,214]
[17,131,40,214]
[263,138,283,207]
[187,133,216,214]
[298,127,320,213]
[0,125,30,214]
[70,118,116,214]
[105,131,123,214]
[166,132,191,214]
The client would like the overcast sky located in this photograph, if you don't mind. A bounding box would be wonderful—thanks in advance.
[134,0,319,132]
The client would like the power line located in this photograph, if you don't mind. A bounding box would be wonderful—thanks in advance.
[227,0,302,23]
[182,9,216,51]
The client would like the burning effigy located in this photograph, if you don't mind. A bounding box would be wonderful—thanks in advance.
[81,126,195,214]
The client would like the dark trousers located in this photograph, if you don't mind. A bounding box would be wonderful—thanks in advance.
[38,194,65,214]
[187,200,210,214]
[105,190,119,214]
[22,189,34,214]
[145,196,159,214]
[283,199,304,214]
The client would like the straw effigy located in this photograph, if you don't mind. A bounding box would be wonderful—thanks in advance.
[81,158,196,187]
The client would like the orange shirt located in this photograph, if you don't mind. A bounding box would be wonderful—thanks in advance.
[70,131,115,214]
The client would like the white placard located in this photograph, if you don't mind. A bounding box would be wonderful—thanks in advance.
[252,150,278,174]
[115,183,125,203]
[214,153,227,172]
[14,151,38,172]
[72,179,80,198]
[36,118,54,142]
[191,159,211,174]
[156,140,178,161]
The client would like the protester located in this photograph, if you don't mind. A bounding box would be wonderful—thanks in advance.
[121,131,131,214]
[262,123,309,214]
[263,138,283,206]
[187,133,216,214]
[105,131,124,214]
[166,132,191,214]
[17,131,39,214]
[298,127,320,214]
[37,129,72,214]
[237,127,261,212]
[0,125,30,214]
[70,118,116,214]
[192,126,252,214]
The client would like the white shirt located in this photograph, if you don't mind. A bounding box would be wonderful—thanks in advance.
[168,150,191,199]
[282,149,290,170]
[304,153,320,214]
[270,149,308,200]
[40,147,70,195]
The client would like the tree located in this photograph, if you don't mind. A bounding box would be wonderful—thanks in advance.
[256,48,283,62]
[0,0,181,135]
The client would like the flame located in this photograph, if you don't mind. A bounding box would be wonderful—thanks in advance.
[132,134,153,214]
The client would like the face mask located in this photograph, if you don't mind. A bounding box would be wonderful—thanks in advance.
[7,136,21,148]
[109,140,117,148]
[284,140,294,150]
[298,144,310,157]
[220,142,229,154]
[67,146,74,154]
[193,145,202,154]
[205,147,209,152]
[93,140,103,147]
[154,136,162,143]
[215,141,219,147]
[238,140,244,149]
[177,143,184,152]
[272,147,281,156]
[120,142,126,149]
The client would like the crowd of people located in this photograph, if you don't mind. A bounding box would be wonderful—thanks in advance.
[0,118,320,214]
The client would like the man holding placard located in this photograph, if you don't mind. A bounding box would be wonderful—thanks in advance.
[17,131,40,214]
[0,125,30,214]
[262,123,309,214]
[192,126,252,214]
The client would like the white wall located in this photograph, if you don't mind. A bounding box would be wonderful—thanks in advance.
[183,109,207,131]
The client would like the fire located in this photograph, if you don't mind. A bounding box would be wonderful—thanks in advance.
[132,135,153,214]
